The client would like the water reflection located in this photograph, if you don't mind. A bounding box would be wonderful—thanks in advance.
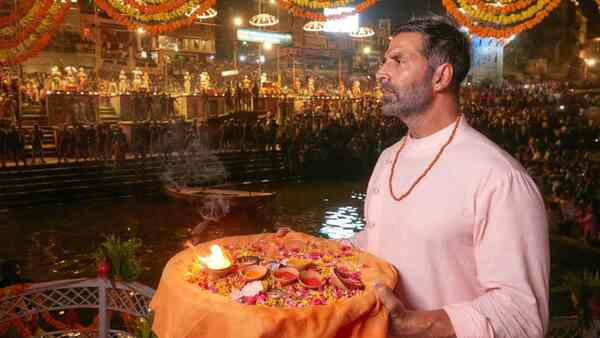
[0,179,369,287]
[320,205,365,239]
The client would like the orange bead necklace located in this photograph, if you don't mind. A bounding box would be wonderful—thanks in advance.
[388,114,462,202]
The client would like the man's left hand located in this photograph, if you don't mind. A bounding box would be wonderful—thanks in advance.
[374,283,432,337]
[374,283,455,338]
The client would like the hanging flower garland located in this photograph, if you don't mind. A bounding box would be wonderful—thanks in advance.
[0,0,70,66]
[96,0,216,34]
[0,0,35,28]
[94,0,216,34]
[443,0,562,38]
[135,0,173,3]
[290,0,354,9]
[460,0,536,15]
[276,0,378,20]
[102,0,202,22]
[457,0,553,24]
[121,0,195,16]
[0,0,53,38]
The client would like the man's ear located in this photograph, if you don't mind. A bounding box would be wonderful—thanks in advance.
[432,63,453,93]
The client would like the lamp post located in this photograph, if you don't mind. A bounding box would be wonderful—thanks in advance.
[233,17,242,70]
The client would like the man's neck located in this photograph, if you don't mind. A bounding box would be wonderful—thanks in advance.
[403,99,459,139]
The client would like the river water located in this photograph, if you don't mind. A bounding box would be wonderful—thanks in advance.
[2,177,598,316]
[0,179,368,288]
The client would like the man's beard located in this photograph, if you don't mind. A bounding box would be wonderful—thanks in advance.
[381,70,434,119]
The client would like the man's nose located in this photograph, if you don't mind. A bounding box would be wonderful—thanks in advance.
[375,64,388,84]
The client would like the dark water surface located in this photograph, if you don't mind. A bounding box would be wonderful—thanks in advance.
[0,179,368,288]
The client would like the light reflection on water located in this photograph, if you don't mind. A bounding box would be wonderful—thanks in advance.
[320,205,365,239]
[0,179,369,287]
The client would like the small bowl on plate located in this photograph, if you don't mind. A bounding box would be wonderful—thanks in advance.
[332,267,364,290]
[298,270,323,289]
[206,265,234,279]
[286,258,312,271]
[273,267,299,286]
[235,255,261,267]
[239,264,268,282]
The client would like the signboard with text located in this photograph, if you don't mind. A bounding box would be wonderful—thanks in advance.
[470,37,504,85]
[236,29,292,45]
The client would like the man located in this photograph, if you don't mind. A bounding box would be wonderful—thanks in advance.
[30,123,46,164]
[348,15,549,337]
[13,124,28,167]
[0,123,6,168]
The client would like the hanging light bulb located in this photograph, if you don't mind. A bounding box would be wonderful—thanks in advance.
[350,27,375,38]
[197,8,218,19]
[249,13,279,27]
[303,21,325,32]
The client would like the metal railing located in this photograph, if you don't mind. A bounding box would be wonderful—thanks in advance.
[1,278,594,338]
[0,278,155,338]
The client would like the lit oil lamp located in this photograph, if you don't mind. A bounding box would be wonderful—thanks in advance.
[187,242,233,278]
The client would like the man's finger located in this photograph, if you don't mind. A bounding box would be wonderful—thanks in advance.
[374,282,406,318]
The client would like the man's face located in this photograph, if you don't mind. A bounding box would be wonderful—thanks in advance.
[376,32,435,119]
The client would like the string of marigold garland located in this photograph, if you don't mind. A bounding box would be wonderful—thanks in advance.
[459,0,537,15]
[456,0,553,25]
[121,0,195,15]
[94,0,215,34]
[290,0,354,9]
[103,0,203,23]
[276,0,378,20]
[0,0,51,37]
[443,0,561,38]
[0,1,70,66]
[0,0,35,28]
[0,0,55,49]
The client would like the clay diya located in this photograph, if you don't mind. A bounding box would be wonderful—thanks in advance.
[273,267,299,286]
[286,258,312,271]
[332,266,365,290]
[239,265,268,282]
[198,245,234,278]
[235,255,260,267]
[298,270,323,289]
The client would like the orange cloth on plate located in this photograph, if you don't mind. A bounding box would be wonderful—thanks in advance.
[151,232,398,338]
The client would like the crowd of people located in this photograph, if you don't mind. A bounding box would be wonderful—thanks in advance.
[0,81,598,244]
[463,83,599,245]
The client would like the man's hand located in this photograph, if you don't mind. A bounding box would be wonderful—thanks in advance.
[374,283,456,338]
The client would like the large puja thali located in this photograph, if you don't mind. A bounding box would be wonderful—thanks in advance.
[150,232,398,338]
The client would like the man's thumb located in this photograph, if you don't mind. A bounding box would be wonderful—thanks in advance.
[373,282,405,316]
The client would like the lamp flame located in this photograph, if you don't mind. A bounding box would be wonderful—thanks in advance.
[198,245,231,270]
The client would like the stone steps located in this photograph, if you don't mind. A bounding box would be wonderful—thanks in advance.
[0,151,288,209]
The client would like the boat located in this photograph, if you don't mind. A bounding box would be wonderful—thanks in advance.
[164,186,277,209]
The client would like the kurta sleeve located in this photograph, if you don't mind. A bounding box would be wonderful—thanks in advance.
[347,147,391,250]
[442,170,550,338]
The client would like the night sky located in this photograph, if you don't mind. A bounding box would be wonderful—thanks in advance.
[218,0,600,38]
[361,0,444,26]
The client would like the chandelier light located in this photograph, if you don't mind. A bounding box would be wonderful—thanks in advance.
[197,8,218,19]
[249,13,279,27]
[350,26,375,38]
[303,21,325,32]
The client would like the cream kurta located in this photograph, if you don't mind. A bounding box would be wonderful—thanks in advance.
[350,117,549,338]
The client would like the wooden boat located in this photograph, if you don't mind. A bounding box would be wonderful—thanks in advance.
[165,186,277,209]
